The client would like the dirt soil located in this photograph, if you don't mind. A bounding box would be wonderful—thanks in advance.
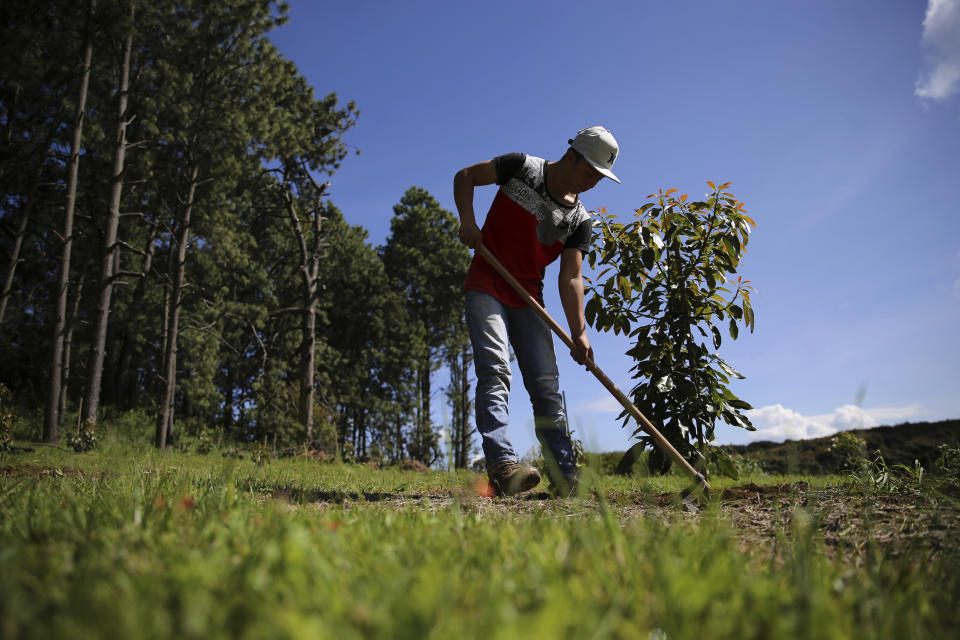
[293,481,960,564]
[6,462,956,564]
[0,463,100,479]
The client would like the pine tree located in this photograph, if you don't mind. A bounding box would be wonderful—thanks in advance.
[381,187,471,464]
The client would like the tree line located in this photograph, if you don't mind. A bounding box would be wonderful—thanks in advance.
[0,0,475,467]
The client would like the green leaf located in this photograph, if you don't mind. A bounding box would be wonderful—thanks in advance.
[718,359,746,379]
[728,234,741,256]
[656,375,674,393]
[650,231,664,250]
[728,318,739,340]
[677,379,697,400]
[585,296,599,327]
[711,325,721,349]
[641,247,655,270]
[627,342,653,361]
[713,449,740,480]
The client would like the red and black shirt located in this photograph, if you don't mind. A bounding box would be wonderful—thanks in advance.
[464,153,593,307]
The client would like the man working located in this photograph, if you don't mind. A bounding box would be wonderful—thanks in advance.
[454,126,620,497]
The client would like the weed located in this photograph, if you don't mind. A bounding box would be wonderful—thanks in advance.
[848,450,925,496]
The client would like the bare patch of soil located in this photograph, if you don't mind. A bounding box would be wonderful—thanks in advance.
[708,483,959,562]
[0,464,100,479]
[293,481,960,563]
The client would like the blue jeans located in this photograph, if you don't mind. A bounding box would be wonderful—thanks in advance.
[465,290,576,478]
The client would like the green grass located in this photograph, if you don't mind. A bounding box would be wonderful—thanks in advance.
[1,445,958,639]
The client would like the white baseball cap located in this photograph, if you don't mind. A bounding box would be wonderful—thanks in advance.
[568,126,620,183]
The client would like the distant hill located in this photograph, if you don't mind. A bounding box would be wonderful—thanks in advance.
[724,419,960,475]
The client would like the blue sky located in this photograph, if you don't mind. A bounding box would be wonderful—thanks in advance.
[269,0,960,456]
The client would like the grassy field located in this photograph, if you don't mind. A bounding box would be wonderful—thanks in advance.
[2,440,959,639]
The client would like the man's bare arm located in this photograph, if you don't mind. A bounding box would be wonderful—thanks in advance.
[453,160,498,248]
[558,247,593,365]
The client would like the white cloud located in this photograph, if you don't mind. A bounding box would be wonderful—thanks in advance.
[745,404,838,441]
[864,404,928,424]
[744,403,926,442]
[916,0,960,100]
[576,395,928,443]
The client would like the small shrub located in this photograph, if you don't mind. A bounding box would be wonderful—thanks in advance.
[571,433,585,470]
[367,443,387,468]
[222,447,244,459]
[826,431,868,472]
[400,459,429,473]
[932,444,960,492]
[934,444,960,478]
[69,419,97,453]
[251,440,271,466]
[102,408,156,447]
[196,427,215,455]
[707,448,762,480]
[277,441,331,462]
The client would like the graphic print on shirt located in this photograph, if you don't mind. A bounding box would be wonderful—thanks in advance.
[499,156,590,246]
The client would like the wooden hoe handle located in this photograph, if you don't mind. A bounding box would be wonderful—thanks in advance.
[475,242,710,491]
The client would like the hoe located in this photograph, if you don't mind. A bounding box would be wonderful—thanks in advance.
[476,242,711,495]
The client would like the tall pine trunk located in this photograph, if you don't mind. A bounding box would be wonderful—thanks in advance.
[0,184,33,328]
[155,166,199,449]
[280,179,326,443]
[44,0,96,443]
[83,5,134,424]
[0,132,56,328]
[448,338,473,469]
[421,355,432,460]
[59,273,86,420]
[395,414,402,464]
[112,222,158,408]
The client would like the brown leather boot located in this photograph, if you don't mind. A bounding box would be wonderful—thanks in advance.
[487,461,541,497]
